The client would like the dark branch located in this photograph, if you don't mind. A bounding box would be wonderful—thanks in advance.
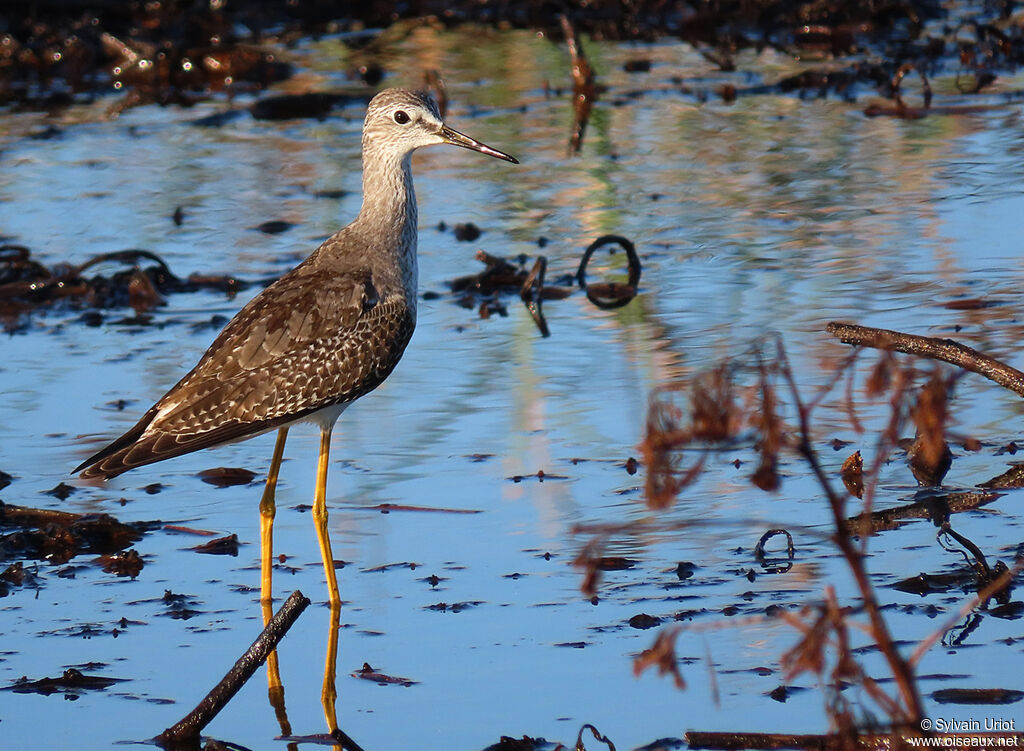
[157,590,311,748]
[826,321,1024,398]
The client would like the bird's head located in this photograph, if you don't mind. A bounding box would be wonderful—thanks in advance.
[363,88,518,164]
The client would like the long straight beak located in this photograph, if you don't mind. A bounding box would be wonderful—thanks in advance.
[440,125,519,164]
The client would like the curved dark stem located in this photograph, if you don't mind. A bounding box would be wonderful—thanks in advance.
[939,522,992,579]
[76,248,177,278]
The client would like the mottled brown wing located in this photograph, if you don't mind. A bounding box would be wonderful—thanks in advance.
[76,262,415,479]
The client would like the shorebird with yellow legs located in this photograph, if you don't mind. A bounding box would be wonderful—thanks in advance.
[76,87,518,738]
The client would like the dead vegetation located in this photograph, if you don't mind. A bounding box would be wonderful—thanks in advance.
[598,324,1024,749]
[443,236,641,337]
[0,245,255,332]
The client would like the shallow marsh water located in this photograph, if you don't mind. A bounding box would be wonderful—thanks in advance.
[2,26,1024,750]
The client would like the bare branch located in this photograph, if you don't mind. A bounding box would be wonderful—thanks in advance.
[827,321,1024,397]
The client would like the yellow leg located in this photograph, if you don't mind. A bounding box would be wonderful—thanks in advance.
[322,600,341,734]
[313,427,342,735]
[313,427,341,606]
[260,426,290,607]
[259,428,291,734]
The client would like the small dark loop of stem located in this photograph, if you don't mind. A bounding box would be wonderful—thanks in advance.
[754,528,795,573]
[892,63,932,112]
[576,235,641,310]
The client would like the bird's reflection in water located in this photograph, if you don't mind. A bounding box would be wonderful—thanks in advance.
[262,583,359,750]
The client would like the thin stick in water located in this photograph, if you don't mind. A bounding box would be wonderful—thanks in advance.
[157,589,311,747]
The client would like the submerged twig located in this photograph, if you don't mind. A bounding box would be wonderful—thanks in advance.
[908,559,1022,668]
[157,590,310,747]
[845,489,1001,535]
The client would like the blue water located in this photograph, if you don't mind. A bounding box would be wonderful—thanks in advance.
[2,28,1023,751]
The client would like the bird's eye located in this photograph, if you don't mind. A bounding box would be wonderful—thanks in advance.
[393,110,410,125]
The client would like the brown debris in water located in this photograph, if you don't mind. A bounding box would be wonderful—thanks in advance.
[628,613,661,629]
[0,561,32,597]
[576,723,617,751]
[362,561,419,573]
[250,93,354,121]
[827,321,1024,399]
[9,0,1024,125]
[1,5,293,112]
[197,467,257,487]
[6,667,126,696]
[190,534,240,556]
[633,626,685,689]
[846,488,1001,536]
[519,256,550,338]
[45,481,78,500]
[97,548,144,577]
[453,222,482,242]
[595,556,636,571]
[839,451,864,498]
[907,372,954,486]
[351,662,417,687]
[507,469,569,483]
[158,590,310,748]
[443,237,641,337]
[572,537,607,598]
[0,245,254,331]
[0,500,143,565]
[481,735,549,751]
[365,503,482,514]
[163,524,220,537]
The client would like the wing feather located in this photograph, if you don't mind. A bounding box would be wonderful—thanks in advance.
[77,259,415,479]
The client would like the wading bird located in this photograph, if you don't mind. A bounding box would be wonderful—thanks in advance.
[76,88,518,612]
